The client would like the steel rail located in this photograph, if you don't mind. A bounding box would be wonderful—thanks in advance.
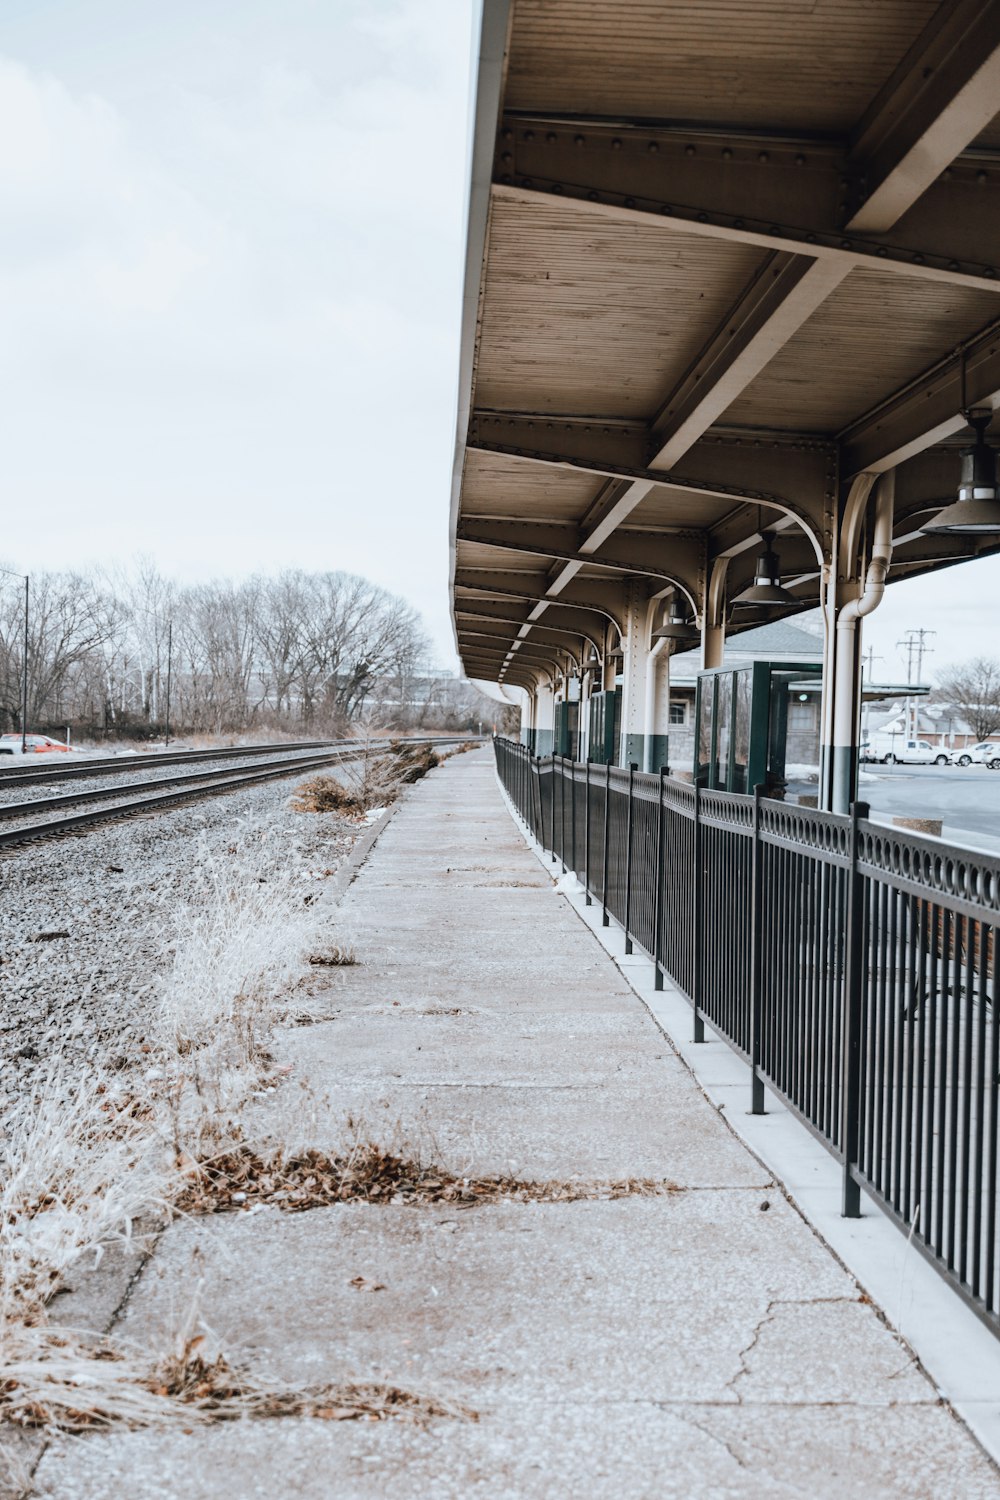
[0,739,338,786]
[0,749,362,827]
[0,735,476,789]
[0,747,375,851]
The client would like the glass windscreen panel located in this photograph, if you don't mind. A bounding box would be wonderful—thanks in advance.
[696,678,713,785]
[732,669,752,793]
[714,672,733,788]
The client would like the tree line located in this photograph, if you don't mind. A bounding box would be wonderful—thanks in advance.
[935,656,1000,741]
[0,564,488,739]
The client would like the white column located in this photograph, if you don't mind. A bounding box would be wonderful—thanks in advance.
[534,681,555,757]
[519,686,534,748]
[619,581,650,767]
[642,644,672,772]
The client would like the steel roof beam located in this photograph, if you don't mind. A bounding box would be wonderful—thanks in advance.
[495,121,1000,291]
[456,600,612,641]
[846,0,1000,233]
[455,572,627,627]
[464,433,830,554]
[457,518,706,586]
[841,319,1000,472]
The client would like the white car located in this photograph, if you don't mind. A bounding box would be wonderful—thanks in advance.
[874,739,942,765]
[953,742,1000,769]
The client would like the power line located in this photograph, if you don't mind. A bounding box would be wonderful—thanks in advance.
[897,628,935,685]
[897,628,935,740]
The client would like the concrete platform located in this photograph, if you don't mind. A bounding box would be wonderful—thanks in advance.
[30,751,1000,1498]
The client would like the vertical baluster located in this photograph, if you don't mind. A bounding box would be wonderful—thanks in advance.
[692,785,704,1043]
[624,764,636,954]
[584,761,592,905]
[841,801,869,1218]
[570,756,577,882]
[653,769,665,990]
[972,920,988,1301]
[601,762,611,927]
[986,921,1000,1313]
[750,786,765,1114]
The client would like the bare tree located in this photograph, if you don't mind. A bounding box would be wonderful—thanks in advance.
[0,561,464,740]
[937,656,1000,740]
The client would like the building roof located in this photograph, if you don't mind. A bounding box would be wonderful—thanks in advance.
[668,619,822,682]
[718,622,823,658]
[450,1,1000,693]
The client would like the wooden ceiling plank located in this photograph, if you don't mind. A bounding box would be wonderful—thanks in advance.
[847,0,1000,232]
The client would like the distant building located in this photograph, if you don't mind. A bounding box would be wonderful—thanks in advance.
[667,621,926,772]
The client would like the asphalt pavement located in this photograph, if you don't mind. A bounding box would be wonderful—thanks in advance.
[853,763,1000,850]
[784,764,1000,850]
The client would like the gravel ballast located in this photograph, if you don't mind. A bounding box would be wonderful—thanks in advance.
[0,771,371,1103]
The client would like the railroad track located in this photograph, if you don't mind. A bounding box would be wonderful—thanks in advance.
[0,738,479,852]
[0,735,472,790]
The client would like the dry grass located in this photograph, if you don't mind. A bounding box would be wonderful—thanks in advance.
[306,944,357,967]
[0,1324,477,1434]
[293,740,440,818]
[0,1059,172,1325]
[291,775,361,814]
[176,1140,680,1216]
[158,837,312,1066]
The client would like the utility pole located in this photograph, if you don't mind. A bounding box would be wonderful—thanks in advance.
[164,620,173,748]
[897,628,935,739]
[0,569,30,753]
[860,647,883,748]
[21,574,28,755]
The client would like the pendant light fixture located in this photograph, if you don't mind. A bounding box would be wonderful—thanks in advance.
[651,599,700,643]
[923,411,1000,534]
[733,532,796,606]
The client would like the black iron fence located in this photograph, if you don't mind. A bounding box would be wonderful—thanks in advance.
[494,737,1000,1334]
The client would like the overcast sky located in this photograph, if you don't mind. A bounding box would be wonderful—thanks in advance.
[0,0,995,684]
[0,0,475,664]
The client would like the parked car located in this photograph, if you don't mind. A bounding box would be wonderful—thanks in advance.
[0,733,73,756]
[868,737,940,765]
[953,742,1000,769]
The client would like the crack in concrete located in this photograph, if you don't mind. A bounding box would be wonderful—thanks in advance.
[726,1296,866,1404]
[673,1408,749,1471]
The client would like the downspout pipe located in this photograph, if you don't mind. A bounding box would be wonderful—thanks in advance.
[642,637,669,773]
[831,472,895,814]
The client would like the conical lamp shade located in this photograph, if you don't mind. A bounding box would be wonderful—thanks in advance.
[652,603,699,642]
[924,414,1000,534]
[733,544,796,606]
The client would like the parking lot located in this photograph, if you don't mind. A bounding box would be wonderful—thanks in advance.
[857,763,1000,849]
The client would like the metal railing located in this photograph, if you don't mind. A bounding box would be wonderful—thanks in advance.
[494,737,1000,1335]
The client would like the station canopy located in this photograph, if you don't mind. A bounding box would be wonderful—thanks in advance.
[449,0,1000,690]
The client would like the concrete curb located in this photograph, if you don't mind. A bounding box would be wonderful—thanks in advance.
[324,800,402,905]
[495,769,1000,1470]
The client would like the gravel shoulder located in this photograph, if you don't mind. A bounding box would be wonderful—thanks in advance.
[0,770,369,1103]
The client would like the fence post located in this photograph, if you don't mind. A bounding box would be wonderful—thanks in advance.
[584,760,592,905]
[601,762,611,927]
[624,764,637,954]
[750,785,765,1115]
[551,762,560,870]
[692,784,704,1043]
[841,800,869,1218]
[653,768,665,990]
[570,756,577,883]
[532,756,542,843]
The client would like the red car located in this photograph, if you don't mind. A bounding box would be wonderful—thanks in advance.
[0,733,73,756]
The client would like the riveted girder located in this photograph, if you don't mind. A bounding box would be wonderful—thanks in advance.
[451,0,1000,694]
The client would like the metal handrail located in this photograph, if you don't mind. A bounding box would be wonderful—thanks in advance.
[493,737,1000,1338]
